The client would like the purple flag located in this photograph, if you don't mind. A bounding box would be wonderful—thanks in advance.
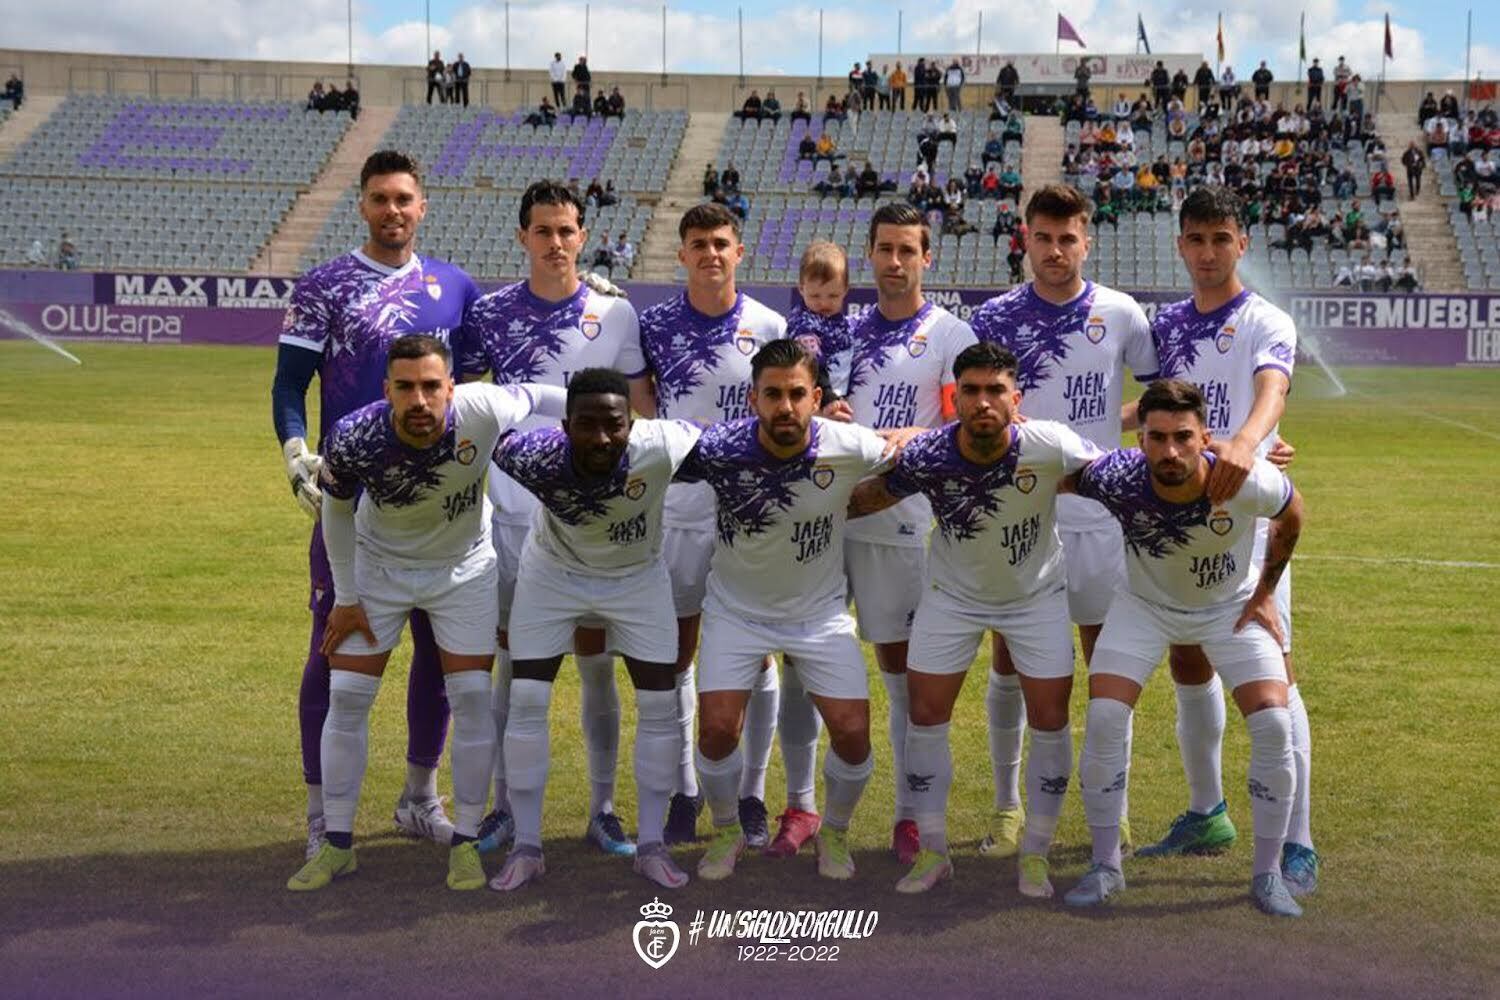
[1057,13,1086,47]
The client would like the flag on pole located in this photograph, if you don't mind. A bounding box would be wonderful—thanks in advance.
[1299,12,1306,61]
[1137,14,1151,54]
[1216,12,1225,63]
[1384,13,1394,60]
[1057,12,1086,48]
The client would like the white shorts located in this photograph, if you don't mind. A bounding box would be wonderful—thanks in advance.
[1060,526,1127,627]
[492,519,531,621]
[1092,590,1288,691]
[507,546,679,663]
[845,540,926,644]
[698,595,869,700]
[908,584,1076,680]
[662,524,714,617]
[338,547,498,657]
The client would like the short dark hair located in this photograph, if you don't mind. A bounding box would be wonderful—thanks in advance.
[1024,183,1093,226]
[519,179,586,229]
[952,341,1018,382]
[679,202,742,241]
[1136,378,1207,426]
[1179,185,1244,232]
[750,338,820,385]
[360,150,422,190]
[386,333,450,371]
[867,201,929,252]
[565,367,631,415]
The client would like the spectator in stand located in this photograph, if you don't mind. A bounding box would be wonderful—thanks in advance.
[549,53,567,106]
[863,61,880,110]
[817,165,852,199]
[1193,60,1214,107]
[1307,58,1324,109]
[342,80,361,119]
[791,92,812,124]
[980,164,1001,198]
[25,238,45,265]
[762,90,782,121]
[823,93,847,124]
[890,62,908,110]
[606,86,625,119]
[585,179,605,209]
[848,62,864,97]
[857,161,882,199]
[572,55,592,99]
[1357,255,1380,291]
[1418,91,1439,126]
[1371,163,1397,203]
[989,92,1011,122]
[525,98,558,127]
[1007,222,1028,281]
[814,131,841,165]
[726,189,749,220]
[982,131,1006,167]
[738,90,763,121]
[571,88,592,117]
[1332,56,1352,111]
[997,163,1023,203]
[57,233,78,270]
[1150,61,1171,110]
[1394,261,1420,291]
[451,53,471,107]
[1171,66,1190,102]
[798,134,817,161]
[1073,59,1092,99]
[911,58,929,112]
[943,178,966,217]
[1349,75,1365,123]
[1219,65,1240,106]
[612,233,635,274]
[917,129,939,176]
[945,59,966,110]
[1252,61,1273,101]
[3,73,22,110]
[991,201,1017,244]
[306,81,326,112]
[592,91,609,117]
[1401,140,1426,199]
[937,111,959,146]
[845,86,865,122]
[876,65,892,110]
[426,51,445,103]
[721,162,741,193]
[703,163,720,195]
[997,60,1020,105]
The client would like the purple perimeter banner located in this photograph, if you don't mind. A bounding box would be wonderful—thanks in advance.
[2,269,1498,367]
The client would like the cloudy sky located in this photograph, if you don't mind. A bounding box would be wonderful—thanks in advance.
[2,0,1493,82]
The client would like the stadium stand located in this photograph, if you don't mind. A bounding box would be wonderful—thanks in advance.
[300,105,686,278]
[0,94,350,270]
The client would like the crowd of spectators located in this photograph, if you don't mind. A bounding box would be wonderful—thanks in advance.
[306,80,360,119]
[1419,91,1500,220]
[589,231,635,277]
[425,51,472,106]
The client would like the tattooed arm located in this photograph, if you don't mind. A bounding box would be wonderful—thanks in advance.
[847,474,904,519]
[1233,486,1303,647]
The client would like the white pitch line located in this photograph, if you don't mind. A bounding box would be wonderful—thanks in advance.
[1341,380,1500,444]
[1297,554,1500,570]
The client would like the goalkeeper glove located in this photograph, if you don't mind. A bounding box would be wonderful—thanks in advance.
[282,437,324,520]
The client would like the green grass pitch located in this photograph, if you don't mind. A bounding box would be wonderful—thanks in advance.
[1,342,1497,997]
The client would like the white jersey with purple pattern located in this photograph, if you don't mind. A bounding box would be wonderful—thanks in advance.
[459,279,644,526]
[675,417,889,621]
[1151,288,1297,456]
[1074,449,1293,610]
[843,301,977,547]
[969,281,1159,532]
[280,250,481,441]
[493,418,701,577]
[639,291,787,529]
[321,383,548,573]
[883,420,1103,606]
[786,304,854,396]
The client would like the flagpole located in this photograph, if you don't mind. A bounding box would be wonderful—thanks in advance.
[1056,11,1060,56]
[1463,8,1473,118]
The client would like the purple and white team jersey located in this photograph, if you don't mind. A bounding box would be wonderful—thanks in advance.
[281,250,481,441]
[970,282,1159,532]
[883,420,1103,606]
[1074,449,1293,610]
[459,279,644,527]
[675,417,889,621]
[493,418,701,576]
[843,301,977,547]
[320,383,561,592]
[639,291,786,529]
[1151,288,1297,456]
[786,304,853,396]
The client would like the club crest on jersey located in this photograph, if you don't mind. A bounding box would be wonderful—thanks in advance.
[1209,509,1233,535]
[625,477,647,500]
[906,332,929,358]
[455,439,478,465]
[581,314,602,340]
[1215,325,1235,354]
[1085,317,1106,344]
[1015,468,1037,494]
[424,274,443,301]
[735,329,757,355]
[796,334,822,355]
[812,464,836,490]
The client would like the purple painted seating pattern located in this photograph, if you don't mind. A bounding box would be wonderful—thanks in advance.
[430,109,619,180]
[75,101,295,176]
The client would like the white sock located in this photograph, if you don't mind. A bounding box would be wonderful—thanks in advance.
[904,722,952,855]
[881,672,913,822]
[577,652,620,817]
[404,761,438,803]
[444,670,495,840]
[321,671,381,835]
[674,665,699,798]
[1245,706,1294,876]
[1079,697,1132,870]
[505,678,554,849]
[822,747,873,831]
[986,671,1024,811]
[695,744,743,828]
[634,689,679,850]
[1021,725,1073,857]
[491,650,512,814]
[306,784,323,821]
[777,663,822,812]
[1175,674,1227,814]
[1286,683,1314,849]
[739,660,779,801]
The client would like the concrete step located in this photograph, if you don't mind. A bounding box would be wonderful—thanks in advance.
[0,94,66,162]
[638,112,731,281]
[1377,111,1465,291]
